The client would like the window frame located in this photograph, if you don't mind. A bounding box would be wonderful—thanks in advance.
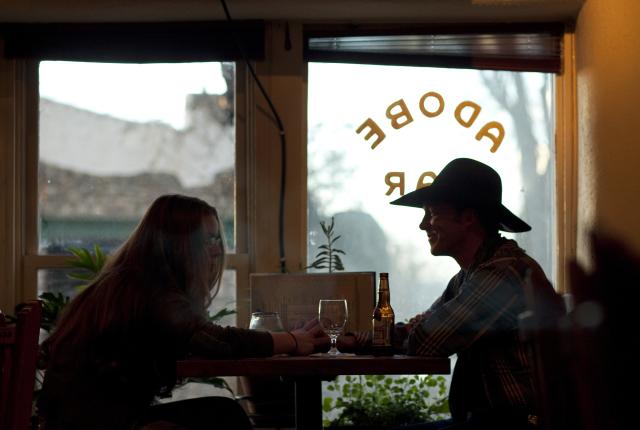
[17,60,252,325]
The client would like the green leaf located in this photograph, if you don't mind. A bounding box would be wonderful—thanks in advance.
[65,245,107,287]
[323,397,334,412]
[208,307,236,322]
[67,271,96,281]
[38,291,71,332]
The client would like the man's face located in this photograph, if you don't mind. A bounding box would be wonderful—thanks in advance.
[419,203,468,258]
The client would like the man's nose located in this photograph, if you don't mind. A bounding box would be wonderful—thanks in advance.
[419,216,430,231]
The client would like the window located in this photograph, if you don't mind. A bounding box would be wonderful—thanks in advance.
[39,61,236,252]
[33,60,239,325]
[307,62,556,321]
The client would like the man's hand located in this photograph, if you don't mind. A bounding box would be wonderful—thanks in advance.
[337,334,357,352]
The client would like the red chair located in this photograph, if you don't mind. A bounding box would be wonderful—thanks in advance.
[0,300,43,430]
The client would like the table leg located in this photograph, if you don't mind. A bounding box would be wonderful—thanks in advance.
[294,377,322,430]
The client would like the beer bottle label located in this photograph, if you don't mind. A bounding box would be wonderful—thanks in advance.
[372,316,393,347]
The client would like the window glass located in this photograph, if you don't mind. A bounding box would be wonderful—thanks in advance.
[38,61,236,256]
[208,270,238,327]
[37,268,237,327]
[37,268,83,300]
[308,63,555,321]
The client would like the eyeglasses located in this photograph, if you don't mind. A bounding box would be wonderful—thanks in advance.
[207,235,223,248]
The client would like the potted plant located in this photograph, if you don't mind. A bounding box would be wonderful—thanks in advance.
[323,374,449,429]
[306,216,346,273]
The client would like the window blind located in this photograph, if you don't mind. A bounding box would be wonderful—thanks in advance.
[305,23,564,73]
[0,21,265,63]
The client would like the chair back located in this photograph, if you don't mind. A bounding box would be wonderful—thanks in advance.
[0,300,42,430]
[249,271,376,331]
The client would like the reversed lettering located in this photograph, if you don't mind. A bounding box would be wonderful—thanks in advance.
[416,172,436,189]
[386,99,414,130]
[385,172,405,196]
[475,121,505,152]
[419,92,445,118]
[356,118,386,149]
[454,101,481,128]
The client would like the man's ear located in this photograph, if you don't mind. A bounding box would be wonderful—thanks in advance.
[460,208,478,227]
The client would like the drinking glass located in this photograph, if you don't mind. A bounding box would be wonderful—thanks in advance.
[318,299,348,355]
[249,312,285,332]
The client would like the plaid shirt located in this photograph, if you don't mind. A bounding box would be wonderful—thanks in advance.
[407,237,557,419]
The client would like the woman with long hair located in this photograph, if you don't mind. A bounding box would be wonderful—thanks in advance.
[38,194,327,430]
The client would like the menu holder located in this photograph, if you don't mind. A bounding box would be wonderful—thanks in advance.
[249,272,376,333]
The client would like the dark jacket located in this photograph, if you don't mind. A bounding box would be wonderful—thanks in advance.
[38,289,273,430]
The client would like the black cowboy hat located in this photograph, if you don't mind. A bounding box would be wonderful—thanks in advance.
[390,158,531,233]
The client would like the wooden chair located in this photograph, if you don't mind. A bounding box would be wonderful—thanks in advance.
[0,300,43,430]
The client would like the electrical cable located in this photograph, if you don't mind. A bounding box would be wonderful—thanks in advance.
[219,0,288,273]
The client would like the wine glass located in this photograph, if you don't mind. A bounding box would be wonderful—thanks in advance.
[318,299,348,356]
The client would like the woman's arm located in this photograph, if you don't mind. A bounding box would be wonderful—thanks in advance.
[271,318,329,355]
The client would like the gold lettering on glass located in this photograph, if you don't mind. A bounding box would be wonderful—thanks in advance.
[356,118,386,149]
[475,121,505,153]
[419,91,445,118]
[385,99,414,130]
[454,101,481,128]
[355,92,506,196]
[384,172,405,196]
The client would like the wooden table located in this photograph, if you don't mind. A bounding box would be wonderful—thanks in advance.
[177,355,450,429]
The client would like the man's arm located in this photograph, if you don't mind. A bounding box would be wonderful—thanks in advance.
[408,265,524,357]
[338,290,448,353]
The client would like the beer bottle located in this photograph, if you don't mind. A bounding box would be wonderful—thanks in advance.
[372,272,395,355]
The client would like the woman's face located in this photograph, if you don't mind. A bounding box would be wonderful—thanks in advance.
[202,214,223,282]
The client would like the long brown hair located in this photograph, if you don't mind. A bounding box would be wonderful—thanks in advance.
[45,194,225,363]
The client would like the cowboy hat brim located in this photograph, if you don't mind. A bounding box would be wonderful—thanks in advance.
[390,185,531,233]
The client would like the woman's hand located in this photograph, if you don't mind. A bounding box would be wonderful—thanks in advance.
[290,318,329,355]
[271,318,329,356]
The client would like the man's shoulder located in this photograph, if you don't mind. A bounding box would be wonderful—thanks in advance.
[474,240,537,273]
[477,239,523,267]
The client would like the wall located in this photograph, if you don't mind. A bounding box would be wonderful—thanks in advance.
[575,0,640,262]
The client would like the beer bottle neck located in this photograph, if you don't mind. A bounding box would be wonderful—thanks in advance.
[378,290,390,305]
[378,280,390,305]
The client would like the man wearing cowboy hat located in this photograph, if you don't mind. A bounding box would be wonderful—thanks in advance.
[372,158,562,429]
